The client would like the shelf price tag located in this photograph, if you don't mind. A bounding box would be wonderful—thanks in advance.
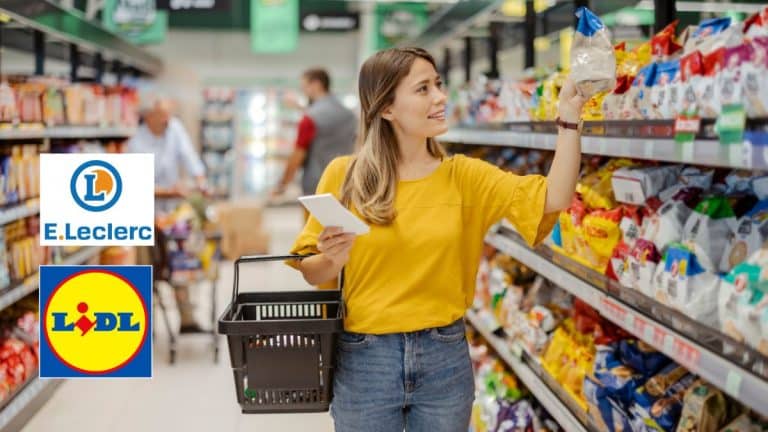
[624,313,635,331]
[716,104,747,145]
[726,370,743,398]
[643,321,655,342]
[663,334,675,354]
[674,114,701,144]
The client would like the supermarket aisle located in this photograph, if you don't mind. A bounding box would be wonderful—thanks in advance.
[24,205,334,432]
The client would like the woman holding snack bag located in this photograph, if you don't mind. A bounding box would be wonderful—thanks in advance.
[289,10,612,429]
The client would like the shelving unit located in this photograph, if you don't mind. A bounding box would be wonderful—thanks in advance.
[0,127,136,141]
[441,123,768,170]
[0,377,62,431]
[484,228,768,417]
[465,310,592,432]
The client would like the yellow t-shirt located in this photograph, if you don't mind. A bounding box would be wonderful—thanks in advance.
[290,154,557,334]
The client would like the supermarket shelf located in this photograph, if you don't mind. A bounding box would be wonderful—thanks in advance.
[0,127,136,140]
[0,246,103,313]
[485,230,768,417]
[0,0,162,75]
[465,310,591,432]
[0,200,39,227]
[441,126,766,170]
[0,377,62,432]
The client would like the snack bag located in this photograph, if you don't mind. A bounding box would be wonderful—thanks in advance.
[682,196,739,273]
[641,188,703,255]
[571,7,617,98]
[719,249,768,355]
[719,43,754,108]
[720,200,768,272]
[656,244,720,327]
[744,37,768,117]
[629,239,663,297]
[652,21,684,60]
[559,197,588,257]
[583,207,623,271]
[618,339,671,379]
[623,63,657,119]
[744,6,768,38]
[603,75,634,120]
[677,379,728,432]
[651,60,683,119]
[679,51,705,116]
[684,17,743,55]
[0,82,18,125]
[43,86,65,127]
[698,48,726,118]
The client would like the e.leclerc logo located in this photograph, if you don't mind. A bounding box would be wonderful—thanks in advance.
[40,155,155,246]
[39,266,152,378]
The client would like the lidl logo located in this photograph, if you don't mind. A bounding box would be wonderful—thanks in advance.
[70,160,123,212]
[39,266,152,378]
[40,154,154,246]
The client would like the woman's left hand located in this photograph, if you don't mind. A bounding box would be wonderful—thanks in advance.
[558,78,588,124]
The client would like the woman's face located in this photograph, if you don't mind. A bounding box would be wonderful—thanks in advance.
[383,58,448,139]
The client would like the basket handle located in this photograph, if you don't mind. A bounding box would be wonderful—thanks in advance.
[230,254,345,316]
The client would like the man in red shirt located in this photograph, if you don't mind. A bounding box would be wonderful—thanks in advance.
[273,68,356,208]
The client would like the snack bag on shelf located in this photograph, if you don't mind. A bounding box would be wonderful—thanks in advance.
[652,21,684,60]
[622,63,657,119]
[697,48,727,118]
[64,85,85,125]
[656,244,721,327]
[718,250,768,355]
[571,7,616,98]
[42,85,66,127]
[718,43,753,111]
[744,37,768,117]
[583,207,623,272]
[682,196,739,273]
[651,60,683,119]
[675,379,730,432]
[15,83,45,125]
[679,51,705,116]
[618,339,671,380]
[558,197,588,257]
[629,238,664,297]
[0,82,18,126]
[641,188,703,255]
[683,17,744,56]
[620,42,653,78]
[603,75,634,120]
[612,165,682,206]
[744,6,768,38]
[720,199,768,272]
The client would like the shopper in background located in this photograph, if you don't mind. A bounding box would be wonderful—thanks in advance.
[289,48,586,431]
[272,68,356,201]
[127,97,208,333]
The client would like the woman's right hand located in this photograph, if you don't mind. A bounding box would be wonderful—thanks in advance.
[317,227,356,267]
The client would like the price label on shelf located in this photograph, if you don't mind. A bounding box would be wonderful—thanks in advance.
[663,334,675,354]
[643,322,654,342]
[726,370,743,398]
[624,313,635,331]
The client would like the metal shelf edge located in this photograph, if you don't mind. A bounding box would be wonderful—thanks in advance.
[465,310,590,432]
[0,378,62,431]
[0,201,40,227]
[0,127,136,140]
[442,128,764,170]
[485,232,768,417]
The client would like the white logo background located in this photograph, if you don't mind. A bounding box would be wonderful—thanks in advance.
[40,154,155,246]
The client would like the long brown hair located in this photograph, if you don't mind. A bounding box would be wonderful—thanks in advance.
[340,47,446,225]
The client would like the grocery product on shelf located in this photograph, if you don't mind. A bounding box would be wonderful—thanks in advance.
[0,295,39,405]
[570,7,616,98]
[201,87,235,197]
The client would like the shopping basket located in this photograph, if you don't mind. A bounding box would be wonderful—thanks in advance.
[218,255,343,413]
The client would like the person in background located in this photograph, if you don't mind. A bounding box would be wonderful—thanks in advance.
[272,68,357,202]
[127,97,207,334]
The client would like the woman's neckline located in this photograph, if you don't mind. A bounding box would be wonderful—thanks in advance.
[398,156,451,184]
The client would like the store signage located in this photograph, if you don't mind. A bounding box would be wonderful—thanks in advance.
[250,0,299,53]
[157,0,231,10]
[374,3,428,50]
[39,266,152,378]
[103,0,168,44]
[40,154,155,246]
[301,13,359,32]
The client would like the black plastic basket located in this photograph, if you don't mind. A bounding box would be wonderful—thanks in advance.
[218,255,343,413]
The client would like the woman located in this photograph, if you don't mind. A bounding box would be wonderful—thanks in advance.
[290,47,586,431]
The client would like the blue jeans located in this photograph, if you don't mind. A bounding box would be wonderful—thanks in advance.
[331,318,475,432]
